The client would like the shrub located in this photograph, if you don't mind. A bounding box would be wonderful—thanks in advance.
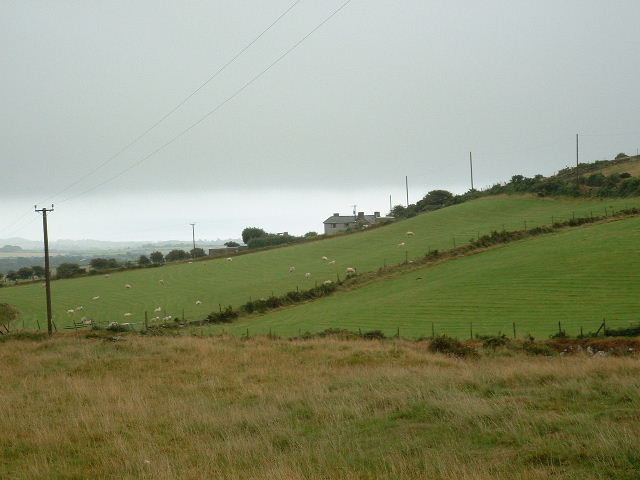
[205,306,238,324]
[361,330,386,340]
[224,241,240,247]
[523,341,556,356]
[428,335,477,357]
[482,334,509,350]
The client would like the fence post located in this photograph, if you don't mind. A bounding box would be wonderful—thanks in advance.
[219,303,222,313]
[558,321,562,334]
[36,318,41,331]
[396,327,400,338]
[512,322,516,339]
[431,322,435,338]
[580,326,583,337]
[469,322,473,339]
[144,311,148,330]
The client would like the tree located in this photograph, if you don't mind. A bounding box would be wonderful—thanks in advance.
[165,249,189,262]
[417,190,455,209]
[190,247,206,258]
[31,265,45,278]
[17,267,34,280]
[56,263,83,279]
[0,303,20,334]
[150,251,164,264]
[304,231,318,238]
[241,227,266,244]
[90,258,118,270]
[224,241,240,247]
[5,271,18,282]
[615,152,628,160]
[138,255,151,266]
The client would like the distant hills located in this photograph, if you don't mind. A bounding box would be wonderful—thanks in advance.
[0,237,241,253]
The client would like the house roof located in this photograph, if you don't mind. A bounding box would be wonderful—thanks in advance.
[323,215,378,224]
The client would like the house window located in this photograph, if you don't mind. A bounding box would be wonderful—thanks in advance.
[331,223,336,228]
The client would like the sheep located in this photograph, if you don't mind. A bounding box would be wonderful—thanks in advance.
[226,257,233,262]
[188,261,193,264]
[75,306,84,311]
[323,280,332,285]
[104,274,110,278]
[406,231,415,237]
[195,300,202,305]
[124,284,132,289]
[346,267,356,274]
[66,309,75,314]
[321,256,328,261]
[154,307,162,313]
[328,260,336,265]
[81,317,92,325]
[158,279,165,285]
[305,272,312,279]
[123,312,133,318]
[151,316,160,322]
[92,295,100,300]
[289,266,296,273]
[108,322,119,328]
[398,242,406,247]
[163,316,172,322]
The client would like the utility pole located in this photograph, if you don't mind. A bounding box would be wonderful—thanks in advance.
[469,151,474,191]
[389,194,392,212]
[576,133,579,188]
[405,176,409,207]
[35,205,54,336]
[190,223,196,257]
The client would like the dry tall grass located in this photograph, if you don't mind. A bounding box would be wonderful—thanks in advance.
[1,334,639,479]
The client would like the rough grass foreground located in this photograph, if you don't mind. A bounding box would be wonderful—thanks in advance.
[1,335,639,480]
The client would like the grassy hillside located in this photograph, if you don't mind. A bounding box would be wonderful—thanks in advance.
[210,216,640,339]
[3,195,640,330]
[1,334,639,479]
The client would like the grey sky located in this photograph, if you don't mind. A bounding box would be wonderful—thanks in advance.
[2,0,639,241]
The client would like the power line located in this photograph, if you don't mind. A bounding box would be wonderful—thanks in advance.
[58,0,354,204]
[44,0,302,204]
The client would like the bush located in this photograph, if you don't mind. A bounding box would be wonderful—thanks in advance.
[482,334,509,349]
[361,330,386,340]
[224,241,240,247]
[165,249,189,262]
[428,335,477,357]
[523,342,556,356]
[56,263,84,279]
[205,306,238,324]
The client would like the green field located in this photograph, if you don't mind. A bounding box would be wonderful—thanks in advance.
[218,216,640,339]
[2,195,640,332]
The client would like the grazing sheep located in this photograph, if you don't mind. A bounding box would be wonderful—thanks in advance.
[163,316,172,322]
[66,309,75,314]
[346,267,356,274]
[108,321,119,328]
[75,306,84,311]
[81,317,92,325]
[154,307,162,313]
[188,261,193,264]
[104,274,110,278]
[226,257,233,262]
[41,283,46,287]
[195,300,202,305]
[289,266,296,273]
[158,279,165,285]
[123,312,133,318]
[305,272,312,279]
[321,256,328,261]
[124,284,132,289]
[328,260,336,265]
[398,242,406,247]
[151,316,160,321]
[92,296,100,300]
[323,280,332,285]
[406,231,414,236]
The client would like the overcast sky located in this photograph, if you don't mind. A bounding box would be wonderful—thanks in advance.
[2,0,639,242]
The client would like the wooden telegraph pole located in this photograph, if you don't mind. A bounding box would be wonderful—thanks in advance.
[469,151,474,191]
[576,133,579,188]
[35,205,54,336]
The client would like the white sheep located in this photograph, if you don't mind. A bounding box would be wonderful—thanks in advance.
[81,317,92,325]
[104,274,110,278]
[398,242,406,247]
[92,296,100,300]
[346,267,356,274]
[226,257,233,262]
[289,266,296,273]
[154,307,162,313]
[305,272,312,279]
[195,300,202,305]
[124,284,132,289]
[123,312,133,318]
[323,280,332,285]
[188,261,193,264]
[163,316,172,321]
[151,316,160,321]
[66,309,75,314]
[322,256,328,261]
[108,321,119,328]
[158,279,165,285]
[406,231,415,237]
[75,306,84,311]
[328,260,336,265]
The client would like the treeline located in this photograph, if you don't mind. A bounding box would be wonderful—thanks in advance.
[391,153,640,219]
[241,227,318,249]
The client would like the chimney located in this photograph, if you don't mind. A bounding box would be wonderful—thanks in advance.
[357,211,364,219]
[333,212,339,216]
[374,211,380,217]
